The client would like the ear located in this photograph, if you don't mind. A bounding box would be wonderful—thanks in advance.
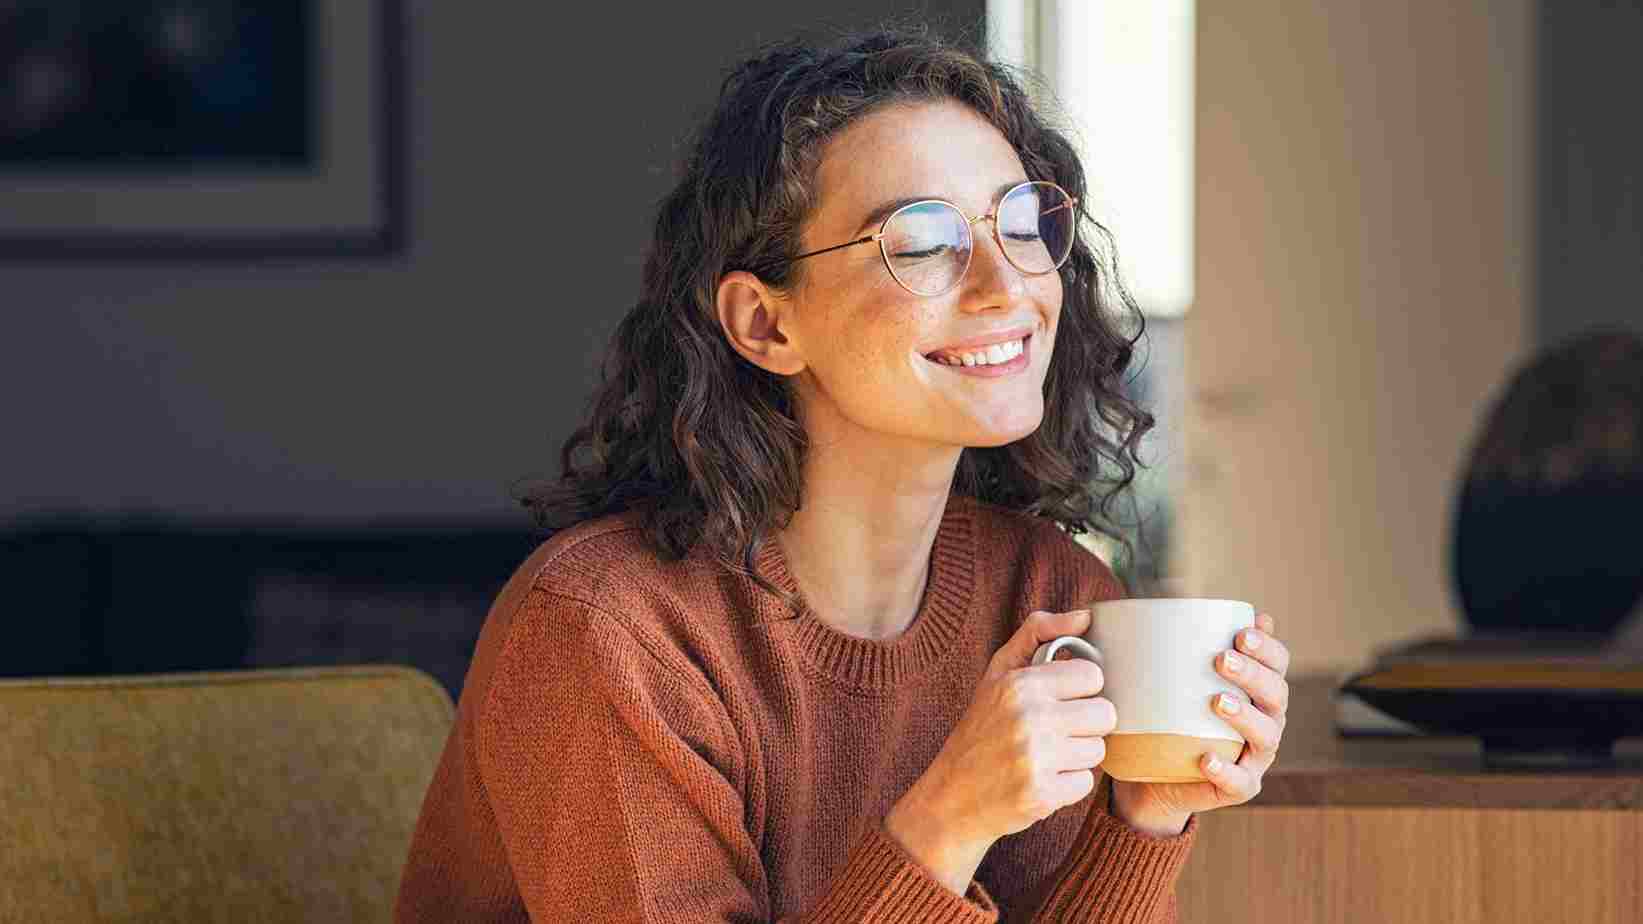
[715,270,806,376]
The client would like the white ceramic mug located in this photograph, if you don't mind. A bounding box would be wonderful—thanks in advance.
[1031,598,1255,782]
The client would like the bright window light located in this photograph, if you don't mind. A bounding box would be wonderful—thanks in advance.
[988,0,1195,318]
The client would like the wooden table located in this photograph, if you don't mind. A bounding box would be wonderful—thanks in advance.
[1174,674,1643,923]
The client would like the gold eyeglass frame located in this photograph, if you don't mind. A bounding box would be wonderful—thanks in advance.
[787,179,1079,297]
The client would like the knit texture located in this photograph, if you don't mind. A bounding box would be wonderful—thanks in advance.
[395,492,1198,922]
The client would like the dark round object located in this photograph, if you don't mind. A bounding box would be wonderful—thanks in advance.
[1453,476,1643,635]
[1449,328,1643,635]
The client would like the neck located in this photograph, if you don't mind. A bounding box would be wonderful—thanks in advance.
[776,433,962,641]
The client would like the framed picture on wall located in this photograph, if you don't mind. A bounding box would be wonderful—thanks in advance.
[0,0,407,259]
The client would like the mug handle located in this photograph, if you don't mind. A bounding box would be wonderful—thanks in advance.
[1031,636,1102,667]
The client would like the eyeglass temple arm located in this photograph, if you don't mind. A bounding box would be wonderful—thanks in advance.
[790,233,880,263]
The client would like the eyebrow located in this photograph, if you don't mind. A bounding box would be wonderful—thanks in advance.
[851,179,1030,236]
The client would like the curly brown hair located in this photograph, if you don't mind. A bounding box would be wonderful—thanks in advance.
[511,24,1156,610]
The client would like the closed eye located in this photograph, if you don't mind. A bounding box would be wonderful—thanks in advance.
[892,244,955,259]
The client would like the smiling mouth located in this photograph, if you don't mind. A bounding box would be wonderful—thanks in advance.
[923,333,1032,368]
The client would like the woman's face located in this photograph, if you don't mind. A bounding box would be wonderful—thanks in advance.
[761,100,1064,453]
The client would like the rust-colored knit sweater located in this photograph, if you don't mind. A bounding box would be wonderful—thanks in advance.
[395,492,1198,922]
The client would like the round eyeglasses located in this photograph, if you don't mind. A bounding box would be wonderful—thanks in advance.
[788,180,1078,297]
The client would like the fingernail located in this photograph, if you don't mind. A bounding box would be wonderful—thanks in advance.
[1217,693,1242,714]
[1243,630,1262,651]
[1223,651,1242,673]
[1205,754,1223,772]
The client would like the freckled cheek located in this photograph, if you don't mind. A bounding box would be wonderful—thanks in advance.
[1037,274,1064,315]
[839,341,875,380]
[844,298,929,378]
[815,322,886,387]
[1031,279,1064,349]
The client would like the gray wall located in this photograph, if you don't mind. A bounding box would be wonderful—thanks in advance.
[1537,1,1643,346]
[1,1,984,527]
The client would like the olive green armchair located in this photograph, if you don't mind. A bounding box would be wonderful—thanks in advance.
[0,664,454,922]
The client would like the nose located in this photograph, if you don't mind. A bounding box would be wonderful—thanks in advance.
[958,215,1025,310]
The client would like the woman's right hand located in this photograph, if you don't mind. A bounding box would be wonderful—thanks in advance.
[890,608,1116,859]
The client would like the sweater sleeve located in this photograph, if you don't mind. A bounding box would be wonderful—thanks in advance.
[1005,775,1197,923]
[475,588,1003,923]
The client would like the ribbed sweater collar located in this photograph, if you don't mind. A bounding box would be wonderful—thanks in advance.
[750,492,978,691]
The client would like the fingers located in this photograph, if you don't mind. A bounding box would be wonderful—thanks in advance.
[1218,646,1289,717]
[1055,695,1117,737]
[1015,657,1105,702]
[1058,734,1108,773]
[1237,616,1291,677]
[1048,768,1098,808]
[1200,749,1263,803]
[1211,690,1282,764]
[993,609,1092,674]
[1022,608,1091,647]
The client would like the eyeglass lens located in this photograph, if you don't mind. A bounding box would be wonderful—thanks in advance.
[881,182,1074,296]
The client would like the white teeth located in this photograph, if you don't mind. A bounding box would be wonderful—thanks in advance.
[931,336,1025,367]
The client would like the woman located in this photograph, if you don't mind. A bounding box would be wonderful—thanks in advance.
[396,26,1291,923]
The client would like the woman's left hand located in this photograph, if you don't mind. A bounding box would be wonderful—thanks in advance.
[1109,611,1291,833]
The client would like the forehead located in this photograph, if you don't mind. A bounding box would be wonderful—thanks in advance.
[812,100,1028,222]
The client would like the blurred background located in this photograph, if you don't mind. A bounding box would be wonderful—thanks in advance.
[2,0,1638,695]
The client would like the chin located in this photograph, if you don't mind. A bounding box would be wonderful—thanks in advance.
[965,415,1044,448]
